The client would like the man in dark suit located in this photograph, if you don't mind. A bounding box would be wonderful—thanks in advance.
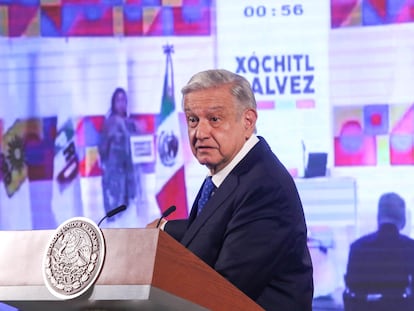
[148,69,313,310]
[344,192,414,310]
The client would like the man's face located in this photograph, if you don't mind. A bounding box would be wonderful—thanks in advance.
[183,84,257,174]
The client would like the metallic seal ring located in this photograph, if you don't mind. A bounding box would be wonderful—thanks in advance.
[42,217,105,300]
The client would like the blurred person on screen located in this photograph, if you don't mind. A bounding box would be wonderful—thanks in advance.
[98,87,141,217]
[147,69,313,310]
[344,192,414,310]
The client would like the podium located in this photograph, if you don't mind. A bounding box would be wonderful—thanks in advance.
[0,228,263,311]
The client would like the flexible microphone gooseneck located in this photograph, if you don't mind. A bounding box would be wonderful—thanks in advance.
[156,205,177,228]
[301,139,307,177]
[97,204,127,227]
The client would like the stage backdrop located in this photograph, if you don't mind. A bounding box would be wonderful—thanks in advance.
[2,0,414,307]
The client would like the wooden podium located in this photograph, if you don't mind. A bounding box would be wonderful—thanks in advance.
[0,228,263,311]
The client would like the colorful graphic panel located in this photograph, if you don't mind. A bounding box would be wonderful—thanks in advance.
[334,103,414,166]
[389,104,414,164]
[74,115,105,177]
[54,119,78,191]
[331,0,414,28]
[73,114,155,177]
[0,120,3,181]
[1,0,211,36]
[0,117,57,197]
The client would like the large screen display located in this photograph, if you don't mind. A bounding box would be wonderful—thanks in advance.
[2,0,414,309]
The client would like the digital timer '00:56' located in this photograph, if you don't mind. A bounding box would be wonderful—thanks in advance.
[244,5,304,18]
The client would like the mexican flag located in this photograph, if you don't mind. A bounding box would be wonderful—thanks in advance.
[155,45,188,219]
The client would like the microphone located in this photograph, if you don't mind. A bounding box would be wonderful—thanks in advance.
[156,205,176,228]
[97,204,127,227]
[301,140,307,177]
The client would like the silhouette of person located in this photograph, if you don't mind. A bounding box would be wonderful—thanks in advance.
[98,87,141,216]
[344,192,414,310]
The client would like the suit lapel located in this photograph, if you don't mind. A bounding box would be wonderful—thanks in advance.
[181,173,239,246]
[181,138,267,247]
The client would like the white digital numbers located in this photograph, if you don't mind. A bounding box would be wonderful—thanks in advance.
[243,4,304,18]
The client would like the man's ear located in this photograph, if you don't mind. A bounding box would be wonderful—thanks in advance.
[244,109,257,132]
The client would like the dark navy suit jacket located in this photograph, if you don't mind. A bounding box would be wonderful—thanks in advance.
[165,137,313,311]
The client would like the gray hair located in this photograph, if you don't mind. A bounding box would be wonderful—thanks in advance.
[377,192,406,230]
[181,69,257,113]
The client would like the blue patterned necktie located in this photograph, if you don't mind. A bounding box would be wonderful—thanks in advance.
[197,176,215,215]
